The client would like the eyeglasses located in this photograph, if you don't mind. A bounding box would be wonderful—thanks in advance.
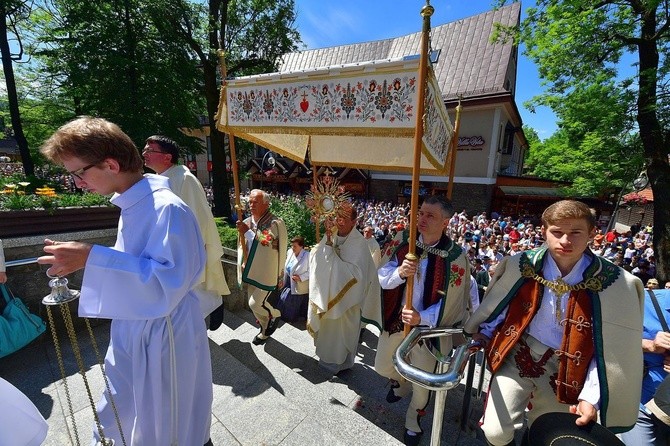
[142,149,167,155]
[68,163,97,181]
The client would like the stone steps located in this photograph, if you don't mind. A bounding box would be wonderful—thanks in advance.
[209,308,488,445]
[0,306,488,445]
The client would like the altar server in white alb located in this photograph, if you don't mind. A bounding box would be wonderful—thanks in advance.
[38,117,214,446]
[0,238,7,283]
[143,134,230,331]
[0,377,48,446]
[308,203,382,374]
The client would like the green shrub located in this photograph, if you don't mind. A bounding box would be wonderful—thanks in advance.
[270,196,319,247]
[215,218,239,250]
[219,196,321,249]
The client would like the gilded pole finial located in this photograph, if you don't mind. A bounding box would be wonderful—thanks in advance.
[218,49,227,80]
[421,1,434,17]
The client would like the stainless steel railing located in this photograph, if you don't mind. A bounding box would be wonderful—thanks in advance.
[6,257,40,268]
[6,254,237,268]
[393,326,482,446]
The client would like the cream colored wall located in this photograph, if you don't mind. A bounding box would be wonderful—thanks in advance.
[451,108,499,178]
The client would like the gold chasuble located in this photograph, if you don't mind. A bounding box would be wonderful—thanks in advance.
[464,247,644,432]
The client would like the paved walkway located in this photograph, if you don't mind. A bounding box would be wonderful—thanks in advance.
[1,306,491,445]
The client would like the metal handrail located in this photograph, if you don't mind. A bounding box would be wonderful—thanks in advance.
[6,257,40,268]
[6,255,237,268]
[393,326,481,446]
[393,327,475,390]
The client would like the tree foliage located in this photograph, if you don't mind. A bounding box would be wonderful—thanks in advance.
[497,0,670,280]
[145,0,301,219]
[524,80,643,196]
[33,0,204,149]
[1,0,35,175]
[2,0,301,222]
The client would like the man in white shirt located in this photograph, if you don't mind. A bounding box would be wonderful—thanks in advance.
[375,195,470,445]
[237,189,287,345]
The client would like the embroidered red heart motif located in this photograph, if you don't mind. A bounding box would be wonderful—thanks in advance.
[300,98,309,112]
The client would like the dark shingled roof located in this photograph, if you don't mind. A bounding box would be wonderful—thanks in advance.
[278,3,521,101]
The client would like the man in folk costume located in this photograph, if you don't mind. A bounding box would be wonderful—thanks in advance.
[308,203,382,375]
[143,135,230,331]
[38,117,213,446]
[375,195,471,446]
[465,200,644,446]
[237,189,288,345]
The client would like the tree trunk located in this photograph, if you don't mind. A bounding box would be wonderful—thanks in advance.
[0,4,33,176]
[637,10,668,282]
[204,59,232,220]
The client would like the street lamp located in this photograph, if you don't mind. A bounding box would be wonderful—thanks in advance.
[633,170,649,191]
[260,151,276,190]
[606,168,649,233]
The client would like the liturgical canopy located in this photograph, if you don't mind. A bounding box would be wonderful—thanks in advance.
[216,56,454,173]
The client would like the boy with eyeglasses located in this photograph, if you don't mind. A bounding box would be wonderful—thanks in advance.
[38,116,214,446]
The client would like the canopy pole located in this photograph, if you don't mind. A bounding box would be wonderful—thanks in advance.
[219,49,248,265]
[446,99,462,200]
[404,1,434,336]
[310,145,321,242]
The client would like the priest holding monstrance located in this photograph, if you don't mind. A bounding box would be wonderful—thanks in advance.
[306,178,382,375]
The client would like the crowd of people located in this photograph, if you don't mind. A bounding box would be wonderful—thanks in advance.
[231,190,660,445]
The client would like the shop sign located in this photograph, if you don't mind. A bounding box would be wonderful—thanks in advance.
[457,136,485,151]
[402,185,428,196]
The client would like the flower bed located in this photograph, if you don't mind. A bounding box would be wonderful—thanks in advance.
[0,206,121,237]
[1,175,119,237]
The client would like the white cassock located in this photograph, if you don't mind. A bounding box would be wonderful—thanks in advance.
[162,164,230,317]
[0,238,5,273]
[79,175,212,446]
[0,377,48,446]
[308,229,382,373]
[365,236,382,268]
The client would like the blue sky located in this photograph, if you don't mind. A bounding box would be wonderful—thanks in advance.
[292,0,558,139]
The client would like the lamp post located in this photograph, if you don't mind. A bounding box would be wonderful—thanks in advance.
[260,151,276,190]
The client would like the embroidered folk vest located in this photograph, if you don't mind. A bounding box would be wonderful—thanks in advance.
[487,275,595,404]
[381,233,465,334]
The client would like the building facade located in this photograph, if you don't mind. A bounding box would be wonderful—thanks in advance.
[274,3,528,214]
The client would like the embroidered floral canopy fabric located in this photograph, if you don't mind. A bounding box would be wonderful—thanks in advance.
[217,57,454,173]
